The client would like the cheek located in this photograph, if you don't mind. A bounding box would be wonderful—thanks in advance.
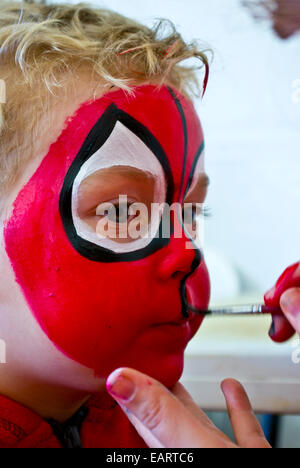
[4,189,186,377]
[3,184,161,375]
[5,233,157,375]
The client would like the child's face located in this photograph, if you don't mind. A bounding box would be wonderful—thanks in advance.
[3,84,210,388]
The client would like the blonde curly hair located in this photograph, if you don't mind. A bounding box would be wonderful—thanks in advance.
[0,0,210,196]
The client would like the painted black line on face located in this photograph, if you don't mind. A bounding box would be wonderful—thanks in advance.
[167,87,188,202]
[180,142,205,317]
[167,87,205,318]
[183,141,205,201]
[59,103,174,263]
[180,248,202,318]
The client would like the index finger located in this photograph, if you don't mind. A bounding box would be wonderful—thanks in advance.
[265,262,300,342]
[265,262,300,306]
[106,367,235,448]
[221,379,271,449]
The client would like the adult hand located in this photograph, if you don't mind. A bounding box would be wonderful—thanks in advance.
[106,368,271,448]
[265,262,300,342]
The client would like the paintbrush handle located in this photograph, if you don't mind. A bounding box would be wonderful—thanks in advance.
[199,304,283,316]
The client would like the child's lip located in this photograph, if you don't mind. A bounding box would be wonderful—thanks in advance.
[153,312,198,327]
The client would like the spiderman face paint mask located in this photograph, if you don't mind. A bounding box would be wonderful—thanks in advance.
[4,85,210,388]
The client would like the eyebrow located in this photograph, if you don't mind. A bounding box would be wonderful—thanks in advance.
[79,166,156,189]
[96,166,155,179]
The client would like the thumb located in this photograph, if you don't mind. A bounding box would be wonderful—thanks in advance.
[280,287,300,334]
[105,367,219,448]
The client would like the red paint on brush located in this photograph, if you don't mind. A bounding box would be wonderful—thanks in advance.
[261,305,283,315]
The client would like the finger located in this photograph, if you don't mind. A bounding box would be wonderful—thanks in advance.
[280,287,300,334]
[106,368,163,447]
[268,315,295,343]
[172,383,233,444]
[221,379,271,448]
[264,285,276,302]
[106,367,234,448]
[265,262,300,342]
[118,386,218,449]
[264,262,300,307]
[118,404,164,448]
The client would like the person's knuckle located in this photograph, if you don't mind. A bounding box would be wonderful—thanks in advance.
[139,396,166,431]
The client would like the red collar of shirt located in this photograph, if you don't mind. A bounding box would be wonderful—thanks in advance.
[0,392,147,448]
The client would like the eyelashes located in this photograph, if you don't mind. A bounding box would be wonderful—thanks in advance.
[94,200,212,235]
[95,200,139,224]
[202,205,212,219]
[182,204,211,222]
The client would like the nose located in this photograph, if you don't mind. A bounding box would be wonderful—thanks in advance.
[157,213,198,281]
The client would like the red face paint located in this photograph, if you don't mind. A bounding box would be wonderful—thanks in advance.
[265,262,300,307]
[265,262,300,343]
[4,85,210,388]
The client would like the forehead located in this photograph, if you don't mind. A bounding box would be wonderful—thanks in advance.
[47,84,204,202]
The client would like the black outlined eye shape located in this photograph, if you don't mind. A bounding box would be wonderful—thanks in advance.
[59,104,174,263]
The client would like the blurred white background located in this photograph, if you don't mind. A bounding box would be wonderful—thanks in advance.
[58,0,300,302]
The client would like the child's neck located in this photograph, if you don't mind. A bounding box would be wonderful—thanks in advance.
[0,367,95,423]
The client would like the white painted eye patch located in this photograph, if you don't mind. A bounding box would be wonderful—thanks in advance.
[71,121,167,253]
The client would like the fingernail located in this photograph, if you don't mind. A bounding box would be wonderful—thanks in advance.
[106,369,136,402]
[268,317,276,338]
[280,288,300,318]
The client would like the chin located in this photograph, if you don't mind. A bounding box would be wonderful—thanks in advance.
[119,330,196,389]
[99,317,204,389]
[145,318,204,388]
[133,350,185,390]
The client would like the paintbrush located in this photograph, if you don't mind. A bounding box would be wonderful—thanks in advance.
[192,304,283,316]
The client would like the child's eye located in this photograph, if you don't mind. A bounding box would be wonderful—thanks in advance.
[96,200,139,225]
[94,198,151,243]
[111,202,136,224]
